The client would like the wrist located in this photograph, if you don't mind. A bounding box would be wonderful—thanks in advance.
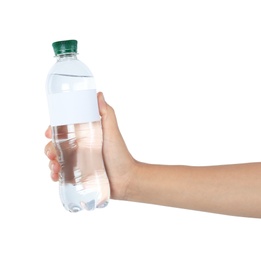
[124,160,147,203]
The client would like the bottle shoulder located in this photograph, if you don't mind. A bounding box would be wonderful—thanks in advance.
[48,59,93,77]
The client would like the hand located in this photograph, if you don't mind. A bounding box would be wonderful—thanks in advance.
[44,92,138,200]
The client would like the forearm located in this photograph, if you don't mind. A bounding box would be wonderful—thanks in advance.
[127,162,261,218]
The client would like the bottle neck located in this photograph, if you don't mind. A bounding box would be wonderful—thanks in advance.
[56,53,77,61]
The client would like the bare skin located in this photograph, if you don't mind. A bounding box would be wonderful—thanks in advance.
[45,92,261,218]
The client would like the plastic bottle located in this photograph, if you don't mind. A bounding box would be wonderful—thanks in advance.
[46,40,110,212]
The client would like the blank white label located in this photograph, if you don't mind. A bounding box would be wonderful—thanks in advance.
[47,89,100,126]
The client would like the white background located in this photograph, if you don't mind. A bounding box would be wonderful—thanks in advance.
[0,0,261,259]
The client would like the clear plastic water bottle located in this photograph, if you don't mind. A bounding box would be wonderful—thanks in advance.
[46,40,110,212]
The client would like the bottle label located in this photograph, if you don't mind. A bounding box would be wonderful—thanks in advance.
[47,89,100,126]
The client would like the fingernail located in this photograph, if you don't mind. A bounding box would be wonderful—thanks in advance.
[51,163,54,172]
[102,93,106,102]
[50,171,55,180]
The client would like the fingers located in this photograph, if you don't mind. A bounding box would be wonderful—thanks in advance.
[45,126,52,139]
[45,140,60,182]
[49,160,60,182]
[44,141,56,160]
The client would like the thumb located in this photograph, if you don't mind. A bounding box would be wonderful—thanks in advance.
[97,92,121,141]
[97,92,108,118]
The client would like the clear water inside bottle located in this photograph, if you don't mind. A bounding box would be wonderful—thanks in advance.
[52,122,110,212]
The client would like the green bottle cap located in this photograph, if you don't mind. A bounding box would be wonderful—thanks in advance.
[52,40,78,56]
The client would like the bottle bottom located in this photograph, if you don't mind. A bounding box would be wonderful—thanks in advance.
[67,200,109,213]
[59,183,109,213]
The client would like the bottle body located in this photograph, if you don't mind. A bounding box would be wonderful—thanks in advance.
[46,54,110,212]
[53,122,110,212]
